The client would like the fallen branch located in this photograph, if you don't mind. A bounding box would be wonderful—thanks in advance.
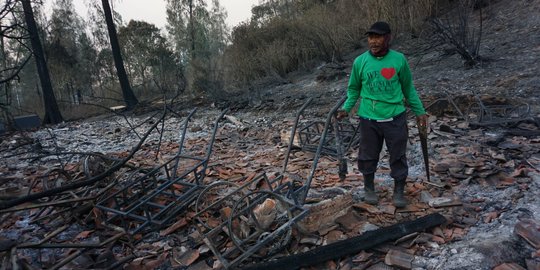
[242,213,447,270]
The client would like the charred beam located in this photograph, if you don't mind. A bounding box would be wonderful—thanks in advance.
[0,239,16,252]
[242,213,447,270]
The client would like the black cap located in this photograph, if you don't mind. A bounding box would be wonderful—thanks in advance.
[365,21,391,35]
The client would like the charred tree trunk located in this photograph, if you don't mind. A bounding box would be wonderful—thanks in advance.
[101,0,138,109]
[189,0,195,53]
[21,0,63,124]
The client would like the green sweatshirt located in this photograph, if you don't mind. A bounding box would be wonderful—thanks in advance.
[342,49,426,120]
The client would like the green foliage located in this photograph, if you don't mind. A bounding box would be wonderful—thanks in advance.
[118,20,181,100]
[3,0,473,120]
[1,0,28,121]
[223,0,439,94]
[165,0,228,100]
[1,1,45,119]
[225,10,320,92]
[46,0,86,106]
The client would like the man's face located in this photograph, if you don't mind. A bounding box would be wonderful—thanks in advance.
[367,33,386,55]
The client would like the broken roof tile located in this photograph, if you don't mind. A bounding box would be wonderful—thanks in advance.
[384,249,414,269]
[514,219,540,249]
[492,262,527,270]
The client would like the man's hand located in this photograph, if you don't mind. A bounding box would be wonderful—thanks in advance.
[416,114,428,134]
[335,110,349,120]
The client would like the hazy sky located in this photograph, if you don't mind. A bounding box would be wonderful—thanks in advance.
[47,0,259,28]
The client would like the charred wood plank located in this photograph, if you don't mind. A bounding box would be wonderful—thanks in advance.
[505,128,540,137]
[242,213,446,270]
[0,239,17,252]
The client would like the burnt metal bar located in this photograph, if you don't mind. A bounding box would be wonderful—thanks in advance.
[170,108,197,180]
[195,180,249,230]
[195,174,270,268]
[282,97,313,173]
[195,98,369,268]
[242,213,447,270]
[195,98,366,268]
[0,111,168,211]
[332,116,347,181]
[0,178,116,214]
[296,99,360,157]
[96,110,228,235]
[297,96,347,205]
[194,173,308,270]
[18,230,125,249]
[194,173,274,234]
[0,173,118,231]
[226,190,308,268]
[286,96,361,199]
[38,232,126,270]
[0,196,96,214]
[12,223,130,270]
[467,91,532,126]
[96,175,200,234]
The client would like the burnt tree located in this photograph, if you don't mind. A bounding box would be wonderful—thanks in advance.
[21,0,63,124]
[101,0,138,109]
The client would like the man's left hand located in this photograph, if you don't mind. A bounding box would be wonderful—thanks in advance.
[335,110,349,120]
[417,114,428,133]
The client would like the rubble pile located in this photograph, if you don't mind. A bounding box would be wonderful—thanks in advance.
[1,94,539,269]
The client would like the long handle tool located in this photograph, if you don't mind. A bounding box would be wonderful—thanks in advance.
[417,119,430,182]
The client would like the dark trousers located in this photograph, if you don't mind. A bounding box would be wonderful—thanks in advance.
[357,112,408,180]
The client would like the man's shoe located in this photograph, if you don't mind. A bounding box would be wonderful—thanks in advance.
[393,178,408,208]
[364,174,378,205]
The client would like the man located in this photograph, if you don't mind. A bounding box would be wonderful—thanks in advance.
[336,21,427,208]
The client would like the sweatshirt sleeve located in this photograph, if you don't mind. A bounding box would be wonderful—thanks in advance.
[399,56,426,116]
[342,58,362,112]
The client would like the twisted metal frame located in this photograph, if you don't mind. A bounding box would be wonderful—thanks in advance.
[194,97,354,269]
[95,109,228,234]
[296,97,360,158]
[466,92,532,126]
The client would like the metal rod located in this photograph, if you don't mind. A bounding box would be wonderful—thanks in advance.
[299,96,346,204]
[0,197,96,213]
[282,98,313,173]
[18,231,125,249]
[171,108,197,179]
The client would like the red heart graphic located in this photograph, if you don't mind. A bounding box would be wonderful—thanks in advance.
[381,68,396,80]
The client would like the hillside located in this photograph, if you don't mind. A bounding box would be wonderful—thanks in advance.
[245,0,540,112]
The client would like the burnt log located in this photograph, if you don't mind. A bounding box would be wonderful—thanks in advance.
[505,128,540,138]
[0,239,16,252]
[242,213,447,270]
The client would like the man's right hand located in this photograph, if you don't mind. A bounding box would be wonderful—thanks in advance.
[335,110,348,120]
